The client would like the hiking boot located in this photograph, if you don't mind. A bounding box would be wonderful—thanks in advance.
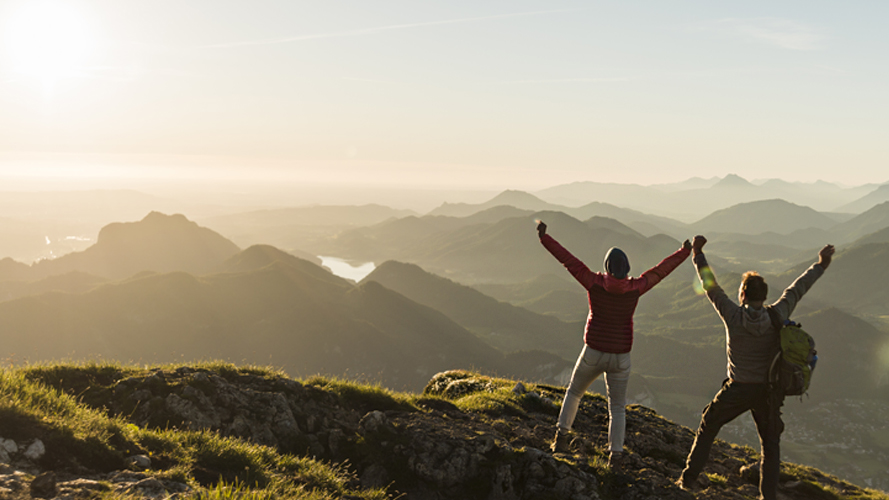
[550,430,570,453]
[675,477,695,492]
[608,451,624,473]
[675,474,707,492]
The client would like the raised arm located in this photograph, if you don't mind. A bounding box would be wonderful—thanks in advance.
[769,244,832,320]
[692,235,741,323]
[638,239,692,294]
[537,220,601,290]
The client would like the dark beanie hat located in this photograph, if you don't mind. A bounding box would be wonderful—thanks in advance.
[604,247,630,279]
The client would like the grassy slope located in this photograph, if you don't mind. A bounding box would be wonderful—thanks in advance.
[3,361,887,500]
[0,361,390,500]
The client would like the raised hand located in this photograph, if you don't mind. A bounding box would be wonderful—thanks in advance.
[818,244,835,270]
[692,235,707,254]
[683,239,692,251]
[536,220,547,238]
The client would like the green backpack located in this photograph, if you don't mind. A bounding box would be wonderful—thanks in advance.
[766,307,817,397]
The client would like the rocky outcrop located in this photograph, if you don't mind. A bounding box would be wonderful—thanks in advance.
[21,366,886,500]
[0,455,190,499]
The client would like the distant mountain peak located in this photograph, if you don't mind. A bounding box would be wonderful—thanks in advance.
[488,190,545,205]
[714,174,754,188]
[31,212,241,280]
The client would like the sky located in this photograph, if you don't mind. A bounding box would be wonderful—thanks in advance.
[1,0,888,191]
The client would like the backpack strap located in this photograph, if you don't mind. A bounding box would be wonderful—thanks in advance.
[765,306,784,332]
[764,306,784,390]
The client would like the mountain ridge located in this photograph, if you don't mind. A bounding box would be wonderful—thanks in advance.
[7,362,886,500]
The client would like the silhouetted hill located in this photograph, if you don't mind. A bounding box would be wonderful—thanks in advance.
[423,190,688,238]
[772,242,889,316]
[0,257,30,282]
[472,273,574,302]
[714,173,756,189]
[428,189,552,217]
[430,210,681,284]
[26,212,241,280]
[317,206,543,263]
[0,271,106,302]
[0,190,217,263]
[216,244,339,286]
[320,210,688,285]
[470,274,586,321]
[583,216,646,238]
[793,307,889,400]
[461,204,534,223]
[832,201,889,242]
[572,203,688,238]
[362,260,580,358]
[691,199,838,235]
[853,225,889,245]
[838,183,889,213]
[535,180,658,202]
[311,214,468,262]
[536,175,872,221]
[516,289,589,322]
[0,245,572,391]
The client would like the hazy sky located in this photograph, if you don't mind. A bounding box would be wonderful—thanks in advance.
[1,1,888,190]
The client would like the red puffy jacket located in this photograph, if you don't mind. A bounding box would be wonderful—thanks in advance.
[541,234,690,353]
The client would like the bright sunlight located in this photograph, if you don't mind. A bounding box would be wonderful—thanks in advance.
[4,1,95,84]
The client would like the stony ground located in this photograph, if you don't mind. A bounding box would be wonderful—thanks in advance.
[6,366,884,500]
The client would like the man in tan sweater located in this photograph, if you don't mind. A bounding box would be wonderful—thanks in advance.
[678,235,834,500]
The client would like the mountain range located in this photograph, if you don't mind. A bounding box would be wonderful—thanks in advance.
[0,215,571,392]
[2,176,889,491]
[362,260,580,360]
[535,174,884,220]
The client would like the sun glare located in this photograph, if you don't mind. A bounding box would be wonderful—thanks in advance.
[4,1,95,83]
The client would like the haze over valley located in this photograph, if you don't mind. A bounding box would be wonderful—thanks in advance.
[4,1,889,497]
[2,174,889,490]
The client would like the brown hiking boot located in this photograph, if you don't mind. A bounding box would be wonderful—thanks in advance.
[550,430,570,453]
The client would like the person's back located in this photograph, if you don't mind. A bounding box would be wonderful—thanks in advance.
[678,235,834,500]
[540,232,689,354]
[698,263,825,384]
[537,220,691,468]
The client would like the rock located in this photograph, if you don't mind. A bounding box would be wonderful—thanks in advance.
[124,477,168,498]
[360,463,390,488]
[23,440,45,461]
[512,382,526,395]
[0,439,18,454]
[489,464,519,500]
[165,393,219,430]
[740,461,760,484]
[29,471,56,498]
[58,478,109,495]
[359,410,389,435]
[126,454,152,471]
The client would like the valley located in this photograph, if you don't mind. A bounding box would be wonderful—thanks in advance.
[1,174,888,492]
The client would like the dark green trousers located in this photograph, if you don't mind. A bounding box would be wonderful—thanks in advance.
[680,379,784,500]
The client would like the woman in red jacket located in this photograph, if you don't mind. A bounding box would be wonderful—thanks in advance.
[538,220,691,470]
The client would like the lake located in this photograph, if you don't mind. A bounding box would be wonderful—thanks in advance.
[318,256,376,282]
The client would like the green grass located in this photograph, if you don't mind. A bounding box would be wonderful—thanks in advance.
[0,363,392,499]
[423,370,562,417]
[5,362,887,500]
[304,375,417,413]
[779,463,889,500]
[705,473,728,487]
